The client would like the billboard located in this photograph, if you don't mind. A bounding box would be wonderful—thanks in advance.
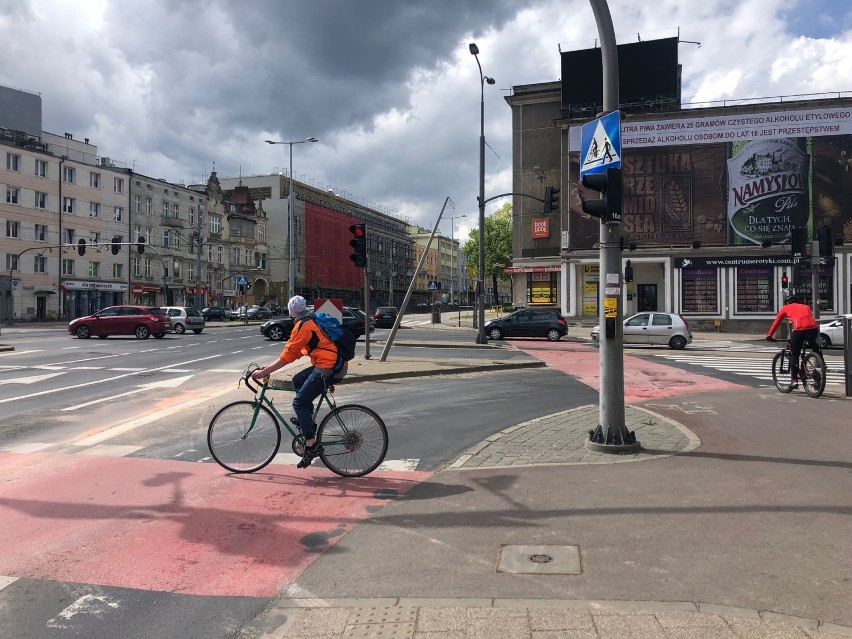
[567,105,852,250]
[0,85,42,137]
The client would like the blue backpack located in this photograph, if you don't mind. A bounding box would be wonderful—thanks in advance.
[309,312,357,362]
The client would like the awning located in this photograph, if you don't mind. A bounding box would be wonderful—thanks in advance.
[34,290,56,295]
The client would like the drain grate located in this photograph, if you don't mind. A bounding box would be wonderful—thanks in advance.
[497,544,581,574]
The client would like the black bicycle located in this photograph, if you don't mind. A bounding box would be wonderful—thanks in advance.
[769,337,826,398]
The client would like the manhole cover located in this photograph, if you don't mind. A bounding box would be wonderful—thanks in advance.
[498,545,581,574]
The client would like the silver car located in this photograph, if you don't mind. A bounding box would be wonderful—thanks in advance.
[160,306,206,334]
[591,312,692,350]
[817,314,852,348]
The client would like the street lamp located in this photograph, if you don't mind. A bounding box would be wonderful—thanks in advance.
[470,42,494,344]
[265,137,318,301]
[446,214,466,305]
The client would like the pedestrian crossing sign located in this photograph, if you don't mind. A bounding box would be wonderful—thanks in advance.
[579,110,621,178]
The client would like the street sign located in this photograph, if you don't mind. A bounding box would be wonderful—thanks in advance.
[580,110,621,178]
[314,298,343,323]
[236,276,248,286]
[428,280,441,291]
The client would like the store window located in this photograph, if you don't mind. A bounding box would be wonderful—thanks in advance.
[681,267,718,313]
[527,272,557,304]
[796,265,834,312]
[736,266,774,313]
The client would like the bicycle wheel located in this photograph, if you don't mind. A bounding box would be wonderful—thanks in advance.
[207,401,281,473]
[316,404,388,477]
[801,352,826,398]
[771,350,794,393]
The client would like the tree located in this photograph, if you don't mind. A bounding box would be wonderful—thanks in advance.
[461,202,513,305]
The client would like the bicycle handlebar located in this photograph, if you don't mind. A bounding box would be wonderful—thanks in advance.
[242,364,267,394]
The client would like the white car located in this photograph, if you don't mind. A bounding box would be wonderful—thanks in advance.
[160,306,206,334]
[591,312,693,350]
[816,314,852,349]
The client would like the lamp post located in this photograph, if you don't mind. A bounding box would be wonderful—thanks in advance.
[469,43,494,344]
[265,137,318,301]
[446,214,466,305]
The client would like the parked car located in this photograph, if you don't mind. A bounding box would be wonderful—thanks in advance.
[229,305,273,321]
[260,306,368,341]
[591,312,692,349]
[484,308,567,341]
[817,314,852,348]
[68,305,172,340]
[373,306,399,328]
[201,306,228,321]
[161,306,206,334]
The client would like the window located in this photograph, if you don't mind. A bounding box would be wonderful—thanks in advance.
[173,234,181,250]
[6,187,19,204]
[132,257,141,276]
[216,245,223,263]
[88,262,100,277]
[114,207,123,222]
[209,215,221,234]
[144,258,152,276]
[681,268,718,313]
[6,153,20,171]
[163,260,170,278]
[34,191,47,209]
[34,159,47,177]
[173,260,181,278]
[65,228,75,244]
[91,232,101,244]
[90,172,101,188]
[113,263,122,278]
[527,272,558,304]
[172,203,179,219]
[145,227,152,246]
[145,197,152,215]
[63,166,75,183]
[162,201,169,217]
[113,177,124,194]
[735,267,773,313]
[5,254,18,271]
[245,249,251,266]
[89,202,100,218]
[189,207,195,225]
[231,247,241,265]
[6,220,19,238]
[63,197,75,214]
[34,224,47,241]
[134,194,141,212]
[163,230,170,248]
[34,255,46,273]
[62,259,75,275]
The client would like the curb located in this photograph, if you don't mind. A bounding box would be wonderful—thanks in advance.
[344,360,546,383]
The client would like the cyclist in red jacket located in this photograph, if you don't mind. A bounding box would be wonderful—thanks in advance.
[766,294,820,383]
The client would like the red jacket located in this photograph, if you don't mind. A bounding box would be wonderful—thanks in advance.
[767,302,819,337]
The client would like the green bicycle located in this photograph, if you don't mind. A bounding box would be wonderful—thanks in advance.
[207,364,389,477]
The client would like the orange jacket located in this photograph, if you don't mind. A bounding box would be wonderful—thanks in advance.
[767,302,819,337]
[277,317,339,370]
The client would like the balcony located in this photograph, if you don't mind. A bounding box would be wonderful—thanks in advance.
[161,215,186,228]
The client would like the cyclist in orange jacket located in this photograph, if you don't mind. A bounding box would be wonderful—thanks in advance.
[766,294,820,384]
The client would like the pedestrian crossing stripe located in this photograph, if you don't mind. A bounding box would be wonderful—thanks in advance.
[653,353,845,385]
[581,119,621,174]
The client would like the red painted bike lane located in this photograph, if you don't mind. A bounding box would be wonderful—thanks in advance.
[509,340,745,400]
[0,451,429,597]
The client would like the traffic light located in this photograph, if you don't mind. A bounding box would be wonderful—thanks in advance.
[544,186,560,214]
[624,259,633,283]
[111,236,121,255]
[818,224,834,260]
[781,272,789,289]
[136,236,146,254]
[581,167,622,224]
[349,223,367,268]
[246,281,252,292]
[77,238,86,256]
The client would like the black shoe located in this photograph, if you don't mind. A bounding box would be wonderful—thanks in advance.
[297,443,324,469]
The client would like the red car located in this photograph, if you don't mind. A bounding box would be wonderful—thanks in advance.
[68,305,172,340]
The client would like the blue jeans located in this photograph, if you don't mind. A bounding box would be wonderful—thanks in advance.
[292,365,333,441]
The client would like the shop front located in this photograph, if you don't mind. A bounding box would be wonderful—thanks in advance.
[61,280,128,319]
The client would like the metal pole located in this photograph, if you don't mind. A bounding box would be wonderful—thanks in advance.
[364,266,370,359]
[477,80,487,344]
[288,143,295,300]
[587,0,635,451]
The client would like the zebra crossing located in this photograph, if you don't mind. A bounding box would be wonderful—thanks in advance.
[651,351,845,386]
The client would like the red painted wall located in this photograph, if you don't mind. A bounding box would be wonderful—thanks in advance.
[304,202,361,290]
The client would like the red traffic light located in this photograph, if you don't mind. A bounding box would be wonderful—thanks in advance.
[349,224,364,237]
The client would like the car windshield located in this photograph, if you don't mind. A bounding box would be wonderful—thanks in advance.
[186,308,203,317]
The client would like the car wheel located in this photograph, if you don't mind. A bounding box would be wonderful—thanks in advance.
[547,328,562,341]
[669,335,688,350]
[193,329,203,334]
[817,334,831,349]
[488,327,503,340]
[268,325,285,341]
[173,322,186,334]
[153,333,165,339]
[75,325,91,339]
[135,325,151,339]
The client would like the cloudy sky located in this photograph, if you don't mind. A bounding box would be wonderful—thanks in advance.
[1,0,851,238]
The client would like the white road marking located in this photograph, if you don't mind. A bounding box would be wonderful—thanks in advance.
[76,444,143,457]
[62,375,194,411]
[0,372,65,385]
[46,594,120,629]
[0,350,44,356]
[0,442,52,453]
[0,576,18,590]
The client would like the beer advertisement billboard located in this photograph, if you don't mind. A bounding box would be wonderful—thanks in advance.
[567,106,852,250]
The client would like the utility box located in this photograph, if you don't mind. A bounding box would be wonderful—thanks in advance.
[431,302,442,324]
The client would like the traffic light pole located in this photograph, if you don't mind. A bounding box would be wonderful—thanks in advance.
[586,0,639,453]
